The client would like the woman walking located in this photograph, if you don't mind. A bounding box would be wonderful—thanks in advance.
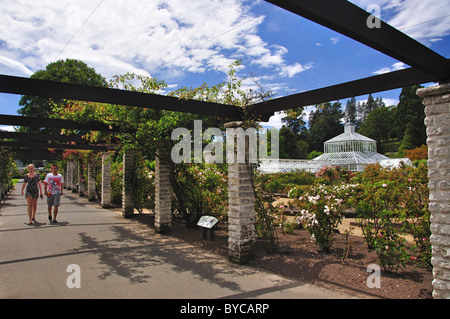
[21,164,43,225]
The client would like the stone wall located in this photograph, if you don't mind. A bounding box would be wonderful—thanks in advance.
[417,83,450,299]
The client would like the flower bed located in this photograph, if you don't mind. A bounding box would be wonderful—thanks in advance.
[261,163,431,272]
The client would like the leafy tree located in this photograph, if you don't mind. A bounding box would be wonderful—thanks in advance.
[402,145,428,161]
[398,125,416,156]
[280,107,310,159]
[279,126,309,159]
[375,96,385,109]
[282,107,308,138]
[345,97,357,124]
[357,100,367,122]
[394,85,426,147]
[307,101,344,152]
[354,94,385,127]
[366,93,376,115]
[307,150,323,159]
[18,59,106,123]
[359,106,395,143]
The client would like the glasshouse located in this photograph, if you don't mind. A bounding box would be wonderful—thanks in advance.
[313,122,412,171]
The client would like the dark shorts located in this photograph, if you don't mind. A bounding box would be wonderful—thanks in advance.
[25,191,38,199]
[47,194,61,207]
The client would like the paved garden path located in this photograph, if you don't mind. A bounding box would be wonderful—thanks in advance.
[0,181,359,299]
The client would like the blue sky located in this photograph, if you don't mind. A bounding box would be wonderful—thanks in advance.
[0,0,449,131]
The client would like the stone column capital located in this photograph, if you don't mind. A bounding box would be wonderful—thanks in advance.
[417,82,450,97]
[224,121,243,129]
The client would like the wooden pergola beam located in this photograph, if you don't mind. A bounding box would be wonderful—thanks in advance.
[266,0,449,81]
[0,114,120,132]
[13,149,61,161]
[0,131,85,143]
[0,141,114,151]
[0,74,242,119]
[249,66,439,116]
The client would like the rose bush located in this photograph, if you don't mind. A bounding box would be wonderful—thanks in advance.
[350,163,431,270]
[174,163,228,226]
[285,163,431,271]
[293,184,346,251]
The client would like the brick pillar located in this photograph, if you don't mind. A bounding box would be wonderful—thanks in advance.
[0,153,3,199]
[101,153,112,208]
[122,149,135,218]
[154,141,172,234]
[417,83,450,299]
[78,160,85,196]
[225,121,255,263]
[62,166,67,189]
[87,161,96,201]
[66,162,73,190]
[72,161,78,193]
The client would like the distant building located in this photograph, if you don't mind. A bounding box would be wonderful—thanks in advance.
[259,122,412,174]
[313,122,412,171]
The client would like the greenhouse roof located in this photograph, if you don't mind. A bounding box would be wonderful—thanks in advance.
[313,151,388,165]
[325,122,374,144]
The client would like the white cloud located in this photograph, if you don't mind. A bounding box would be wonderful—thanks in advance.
[0,0,299,83]
[279,62,313,78]
[372,62,406,75]
[252,44,288,68]
[351,0,450,44]
[0,55,33,76]
[0,125,16,132]
[260,111,285,129]
[330,36,340,45]
[260,104,316,130]
[383,98,399,106]
[385,0,450,43]
[355,96,398,107]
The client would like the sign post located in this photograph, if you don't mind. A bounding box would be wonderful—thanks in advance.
[197,216,219,241]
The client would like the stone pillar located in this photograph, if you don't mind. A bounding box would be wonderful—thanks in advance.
[66,162,73,190]
[225,121,255,263]
[72,161,78,193]
[87,161,96,201]
[101,153,112,208]
[417,83,450,299]
[62,166,67,189]
[78,160,85,196]
[0,154,3,199]
[122,149,135,218]
[154,141,172,234]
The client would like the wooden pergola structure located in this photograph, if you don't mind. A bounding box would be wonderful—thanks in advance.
[0,0,449,298]
[0,1,447,127]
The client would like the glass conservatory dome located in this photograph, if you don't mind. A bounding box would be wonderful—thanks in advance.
[258,122,412,174]
[313,122,389,171]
